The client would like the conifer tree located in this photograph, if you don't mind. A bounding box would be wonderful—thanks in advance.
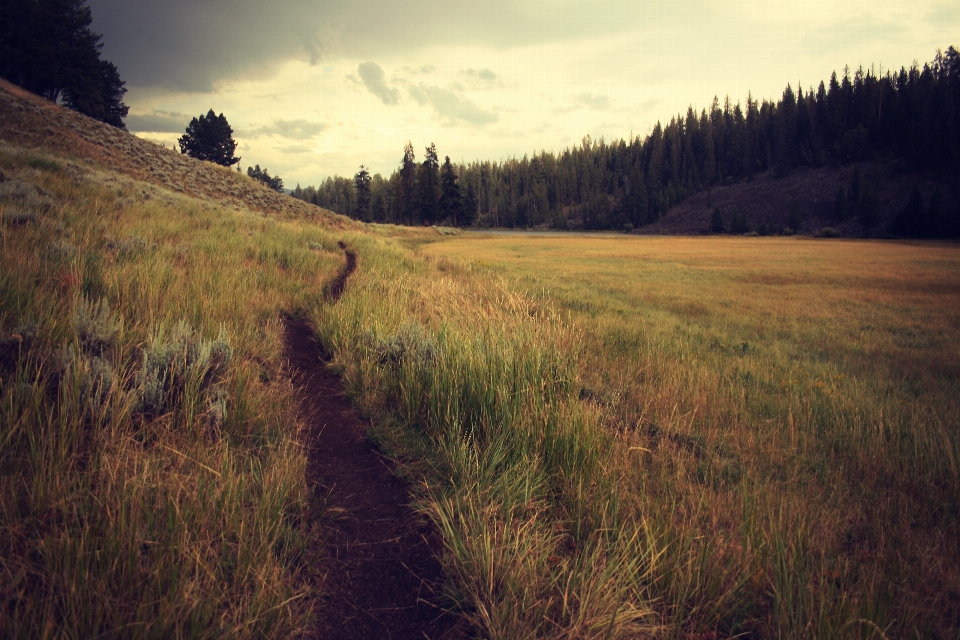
[0,0,128,127]
[179,110,240,167]
[399,142,417,225]
[418,143,440,225]
[354,165,371,221]
[439,156,461,226]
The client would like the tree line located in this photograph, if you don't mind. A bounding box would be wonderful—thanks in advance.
[296,47,959,237]
[1,0,128,128]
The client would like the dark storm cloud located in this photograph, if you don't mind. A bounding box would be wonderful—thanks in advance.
[358,62,400,105]
[125,110,190,133]
[86,0,665,91]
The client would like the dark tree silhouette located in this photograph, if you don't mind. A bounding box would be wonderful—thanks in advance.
[440,156,461,226]
[179,110,240,166]
[399,142,417,225]
[0,0,128,127]
[418,143,440,225]
[354,165,371,220]
[247,165,283,192]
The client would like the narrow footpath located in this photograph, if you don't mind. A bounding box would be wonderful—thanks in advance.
[284,244,461,640]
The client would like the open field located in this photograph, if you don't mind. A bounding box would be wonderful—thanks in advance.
[314,231,960,638]
[413,233,960,637]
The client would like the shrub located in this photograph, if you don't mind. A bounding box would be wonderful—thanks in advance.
[133,321,232,419]
[106,235,153,260]
[364,323,437,369]
[819,227,842,238]
[73,297,119,355]
[0,178,54,213]
[48,241,78,262]
[2,209,38,226]
[62,345,116,412]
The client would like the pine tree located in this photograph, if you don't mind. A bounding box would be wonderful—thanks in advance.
[0,0,128,127]
[890,183,925,237]
[354,165,371,221]
[710,207,725,233]
[180,110,240,166]
[246,165,283,192]
[418,143,440,225]
[461,181,478,227]
[399,142,417,225]
[439,156,461,226]
[788,199,803,232]
[834,184,848,221]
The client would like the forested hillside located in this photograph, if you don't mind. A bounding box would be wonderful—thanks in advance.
[300,47,960,237]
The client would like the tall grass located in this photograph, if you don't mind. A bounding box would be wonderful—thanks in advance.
[418,234,960,638]
[0,144,342,637]
[313,236,659,638]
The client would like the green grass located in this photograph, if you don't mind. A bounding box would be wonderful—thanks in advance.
[0,144,343,638]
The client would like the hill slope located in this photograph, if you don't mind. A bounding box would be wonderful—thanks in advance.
[0,78,352,226]
[639,161,960,236]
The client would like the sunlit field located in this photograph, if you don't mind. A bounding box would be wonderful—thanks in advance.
[397,233,959,637]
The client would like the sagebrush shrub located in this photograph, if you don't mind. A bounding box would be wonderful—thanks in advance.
[133,321,232,418]
[73,297,119,355]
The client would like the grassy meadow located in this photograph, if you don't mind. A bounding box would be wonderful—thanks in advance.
[2,124,958,640]
[318,231,959,638]
[0,142,345,637]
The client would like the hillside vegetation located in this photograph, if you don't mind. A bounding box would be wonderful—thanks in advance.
[0,83,352,636]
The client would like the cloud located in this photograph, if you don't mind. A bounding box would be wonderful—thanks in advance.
[408,84,498,125]
[86,0,678,91]
[248,119,328,139]
[358,62,400,105]
[125,109,190,133]
[464,68,497,82]
[640,98,660,112]
[575,93,611,110]
[278,144,313,154]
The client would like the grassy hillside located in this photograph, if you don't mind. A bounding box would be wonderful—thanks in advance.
[0,88,354,635]
[0,79,352,226]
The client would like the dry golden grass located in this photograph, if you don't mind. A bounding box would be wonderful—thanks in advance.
[416,233,960,638]
[0,142,344,637]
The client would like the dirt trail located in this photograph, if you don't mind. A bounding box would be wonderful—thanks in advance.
[284,245,460,640]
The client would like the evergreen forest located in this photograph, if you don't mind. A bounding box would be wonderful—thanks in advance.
[296,47,960,238]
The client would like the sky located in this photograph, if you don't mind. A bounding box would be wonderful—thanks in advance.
[87,0,957,187]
